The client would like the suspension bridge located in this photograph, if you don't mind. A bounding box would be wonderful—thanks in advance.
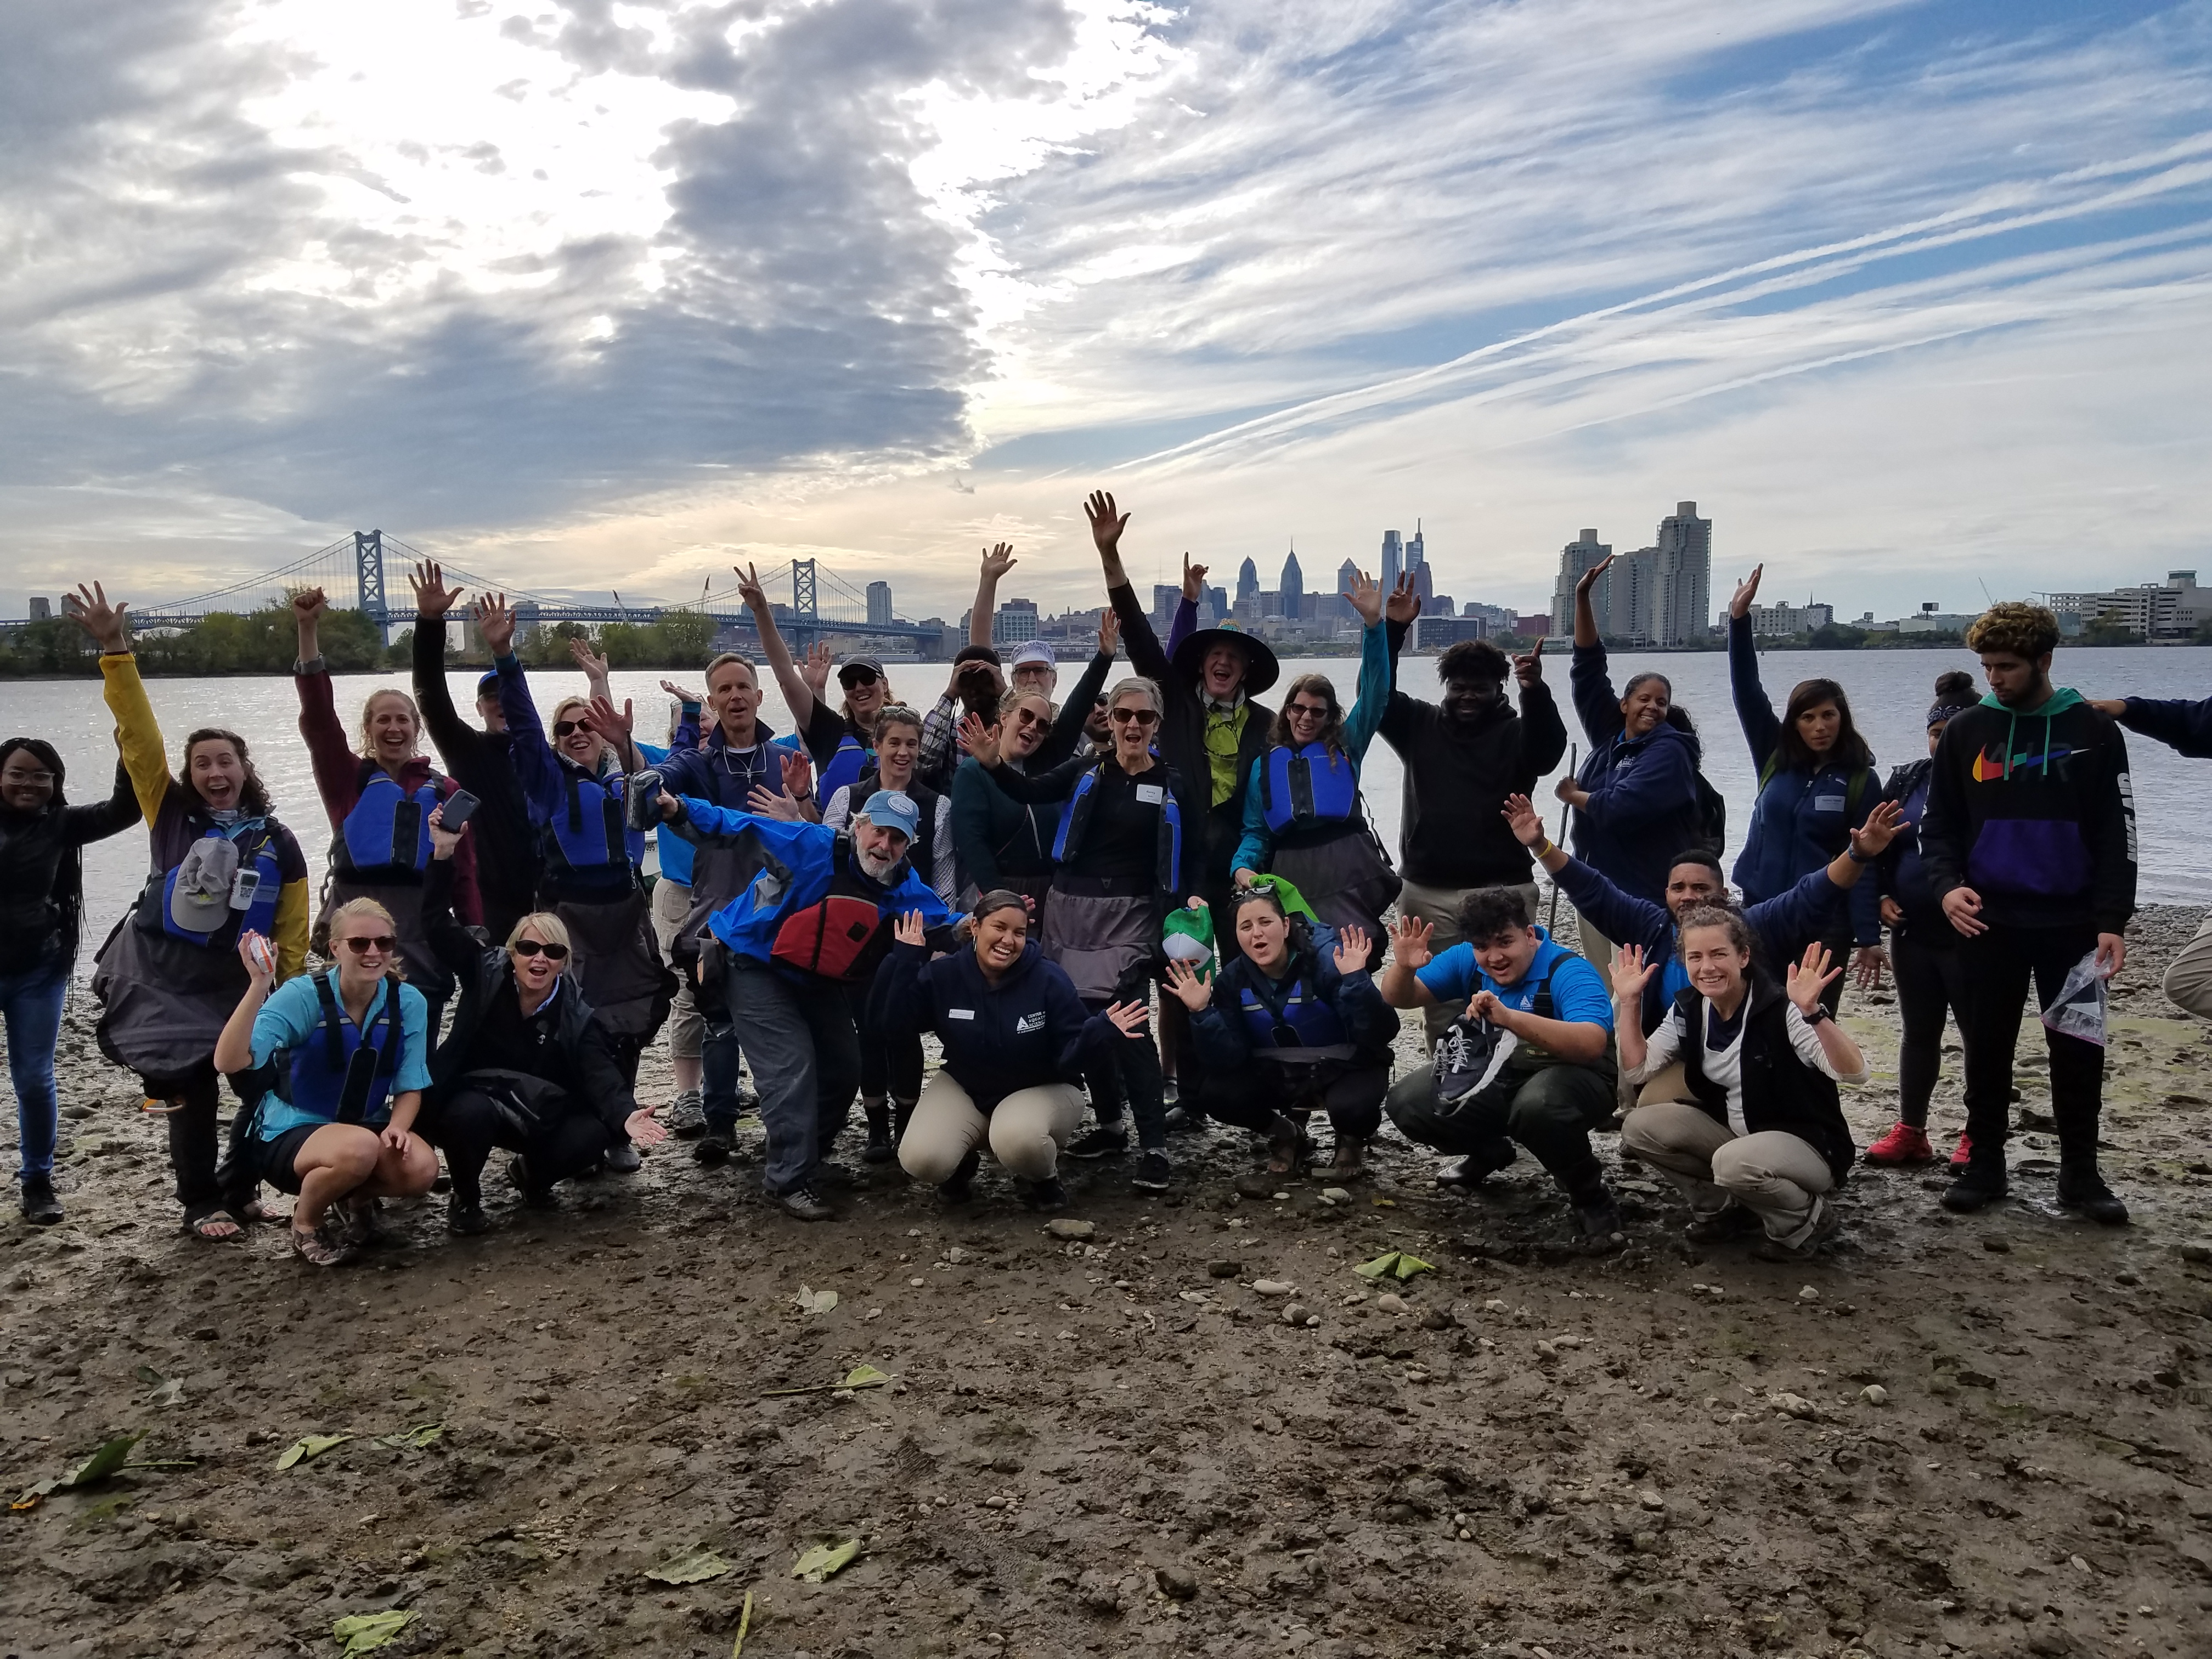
[16,531,943,651]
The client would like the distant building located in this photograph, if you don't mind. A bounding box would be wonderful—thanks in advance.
[1204,584,1228,618]
[1461,601,1513,629]
[1509,613,1551,637]
[1280,548,1305,620]
[1380,531,1403,594]
[1406,521,1432,604]
[1429,594,1456,618]
[1152,584,1181,631]
[1412,613,1485,649]
[2046,571,2202,642]
[1746,600,1835,637]
[1235,558,1261,611]
[1331,558,1359,622]
[866,581,893,628]
[1549,530,1612,637]
[27,597,51,622]
[1651,501,1711,648]
[992,599,1040,645]
[1890,603,1979,635]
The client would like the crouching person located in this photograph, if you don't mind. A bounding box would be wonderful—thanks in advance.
[876,891,1142,1209]
[1379,886,1624,1246]
[213,901,437,1266]
[417,808,667,1233]
[1167,888,1397,1180]
[1615,911,1866,1260]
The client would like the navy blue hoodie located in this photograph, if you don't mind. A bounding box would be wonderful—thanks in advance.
[872,938,1113,1112]
[2118,695,2212,760]
[1568,643,1707,905]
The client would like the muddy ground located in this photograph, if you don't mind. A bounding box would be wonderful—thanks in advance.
[4,904,2211,1659]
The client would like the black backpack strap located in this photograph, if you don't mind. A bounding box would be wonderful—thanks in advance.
[602,780,626,866]
[313,972,346,1070]
[565,771,584,833]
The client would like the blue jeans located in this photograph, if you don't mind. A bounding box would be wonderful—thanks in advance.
[725,960,860,1195]
[1,963,69,1185]
[699,996,747,1138]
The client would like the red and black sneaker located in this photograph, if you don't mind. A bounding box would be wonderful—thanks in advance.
[1948,1131,1974,1169]
[1864,1122,1935,1165]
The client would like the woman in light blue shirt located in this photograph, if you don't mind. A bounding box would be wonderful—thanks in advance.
[214,895,437,1266]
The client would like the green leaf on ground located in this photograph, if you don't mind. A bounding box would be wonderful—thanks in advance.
[276,1433,354,1471]
[1352,1252,1401,1279]
[1391,1253,1436,1279]
[132,1365,165,1386]
[792,1539,862,1582]
[793,1286,839,1316]
[371,1422,445,1451]
[645,1544,735,1585]
[760,1363,894,1398]
[731,1590,754,1658]
[332,1609,415,1654]
[17,1430,153,1505]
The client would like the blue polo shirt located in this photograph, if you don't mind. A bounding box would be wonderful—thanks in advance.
[1413,927,1613,1031]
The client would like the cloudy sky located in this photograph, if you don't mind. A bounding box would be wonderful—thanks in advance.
[5,0,2211,625]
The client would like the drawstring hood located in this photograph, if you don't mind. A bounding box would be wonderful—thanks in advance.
[1977,686,2085,780]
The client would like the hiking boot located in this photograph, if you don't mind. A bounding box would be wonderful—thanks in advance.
[1864,1122,1936,1165]
[19,1177,62,1227]
[1437,1140,1517,1188]
[939,1148,983,1203]
[1024,1176,1069,1211]
[1752,1195,1843,1261]
[1327,1139,1368,1181]
[2056,1170,2130,1226]
[601,1143,642,1175]
[445,1195,490,1236]
[1948,1131,1974,1170]
[1132,1149,1172,1191]
[1941,1158,2008,1212]
[665,1089,708,1139]
[1573,1194,1626,1249]
[1683,1204,1762,1243]
[862,1099,896,1164]
[692,1132,733,1167]
[778,1186,836,1222]
[1066,1126,1130,1160]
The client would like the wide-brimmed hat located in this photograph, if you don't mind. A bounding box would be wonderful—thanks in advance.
[1171,626,1279,697]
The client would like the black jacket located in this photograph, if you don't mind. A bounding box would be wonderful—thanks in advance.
[0,758,140,974]
[871,938,1110,1113]
[1674,975,1855,1183]
[411,625,543,915]
[1872,758,1947,944]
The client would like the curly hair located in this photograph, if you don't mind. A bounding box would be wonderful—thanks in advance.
[1966,602,2060,661]
[1675,903,1752,958]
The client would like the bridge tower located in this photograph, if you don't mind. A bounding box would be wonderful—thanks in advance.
[355,531,390,640]
[791,558,819,647]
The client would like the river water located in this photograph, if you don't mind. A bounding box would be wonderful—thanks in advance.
[12,644,2207,976]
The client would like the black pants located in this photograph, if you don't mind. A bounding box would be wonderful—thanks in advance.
[1083,962,1167,1149]
[848,980,924,1104]
[1893,930,1969,1128]
[1202,1059,1388,1143]
[1958,921,2103,1165]
[435,1087,615,1204]
[144,1063,256,1215]
[1385,1062,1616,1203]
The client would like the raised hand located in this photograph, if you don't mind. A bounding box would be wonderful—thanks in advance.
[1728,563,1765,620]
[584,694,634,739]
[568,634,612,683]
[658,679,703,707]
[1097,607,1120,656]
[290,585,329,628]
[1385,573,1421,625]
[1575,554,1617,598]
[1345,568,1383,625]
[63,582,131,652]
[1103,998,1151,1037]
[1388,913,1434,972]
[733,563,769,612]
[1181,549,1210,603]
[410,561,459,621]
[980,542,1018,583]
[893,909,928,949]
[236,929,276,987]
[425,802,464,860]
[1848,798,1905,860]
[1500,793,1545,848]
[780,750,814,800]
[1610,942,1656,1002]
[747,785,804,821]
[1513,636,1546,687]
[1785,941,1841,1016]
[1085,490,1130,560]
[801,641,832,700]
[1164,958,1213,1013]
[1333,924,1371,976]
[474,591,516,658]
[958,710,1002,767]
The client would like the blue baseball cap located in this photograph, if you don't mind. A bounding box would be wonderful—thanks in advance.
[860,789,920,844]
[476,670,501,695]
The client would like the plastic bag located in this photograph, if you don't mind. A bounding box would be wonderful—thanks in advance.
[2039,950,2109,1047]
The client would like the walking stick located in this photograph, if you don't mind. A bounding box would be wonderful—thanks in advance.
[1546,743,1577,933]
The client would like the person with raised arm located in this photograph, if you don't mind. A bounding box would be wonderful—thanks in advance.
[214,899,437,1265]
[1921,603,2135,1223]
[1615,921,1867,1260]
[480,594,674,1144]
[405,563,544,945]
[1378,888,1625,1248]
[65,582,313,1242]
[291,585,480,1026]
[961,680,1185,1191]
[1723,564,1883,1013]
[1,735,140,1224]
[2085,687,2212,1019]
[414,806,668,1232]
[1167,889,1398,1181]
[1379,578,1566,1034]
[735,562,894,805]
[1555,554,1711,969]
[1231,569,1399,961]
[874,893,1139,1209]
[653,783,955,1220]
[915,544,1018,793]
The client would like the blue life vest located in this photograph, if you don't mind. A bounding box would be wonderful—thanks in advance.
[336,764,442,877]
[1051,763,1183,893]
[1237,967,1352,1058]
[545,768,646,877]
[285,971,404,1126]
[137,821,284,947]
[1257,740,1360,836]
[818,733,870,801]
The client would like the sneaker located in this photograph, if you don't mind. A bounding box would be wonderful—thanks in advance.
[1864,1122,1936,1165]
[1024,1176,1069,1211]
[19,1177,62,1227]
[1683,1205,1762,1243]
[692,1133,733,1167]
[666,1089,708,1140]
[1752,1195,1843,1261]
[1131,1150,1172,1191]
[1437,1141,1517,1188]
[778,1186,836,1222]
[1065,1127,1130,1160]
[2056,1171,2130,1226]
[1948,1131,1974,1170]
[1941,1161,2008,1212]
[939,1149,981,1204]
[601,1143,642,1175]
[446,1195,490,1236]
[1573,1194,1626,1249]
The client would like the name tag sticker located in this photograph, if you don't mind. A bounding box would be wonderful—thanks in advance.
[1813,794,1847,811]
[949,1008,977,1020]
[1136,783,1166,804]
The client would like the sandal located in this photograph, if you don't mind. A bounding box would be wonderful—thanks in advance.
[290,1222,356,1267]
[183,1204,244,1242]
[1265,1115,1308,1178]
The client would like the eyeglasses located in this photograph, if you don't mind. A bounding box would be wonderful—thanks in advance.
[1108,707,1160,726]
[1012,710,1048,729]
[840,669,882,688]
[1287,702,1331,720]
[340,935,397,955]
[512,939,571,961]
[3,769,55,784]
[552,720,588,737]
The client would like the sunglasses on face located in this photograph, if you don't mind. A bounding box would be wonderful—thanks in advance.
[552,720,589,738]
[512,938,571,961]
[1012,710,1048,729]
[1109,707,1160,726]
[840,670,882,689]
[1288,702,1330,720]
[340,935,397,955]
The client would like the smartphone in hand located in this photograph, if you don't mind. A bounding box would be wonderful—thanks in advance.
[439,789,481,832]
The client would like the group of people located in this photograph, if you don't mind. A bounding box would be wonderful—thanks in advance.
[0,491,2192,1268]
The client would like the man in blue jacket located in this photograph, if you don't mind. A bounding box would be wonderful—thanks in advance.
[656,787,952,1220]
[2090,689,2212,1018]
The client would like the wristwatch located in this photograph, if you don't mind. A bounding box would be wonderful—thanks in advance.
[1804,1006,1832,1025]
[294,653,326,675]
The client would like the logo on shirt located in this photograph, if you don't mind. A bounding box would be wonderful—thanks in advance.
[1015,1012,1046,1033]
[1972,742,2075,783]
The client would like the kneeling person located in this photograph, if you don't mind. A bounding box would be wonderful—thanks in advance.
[1614,910,1866,1259]
[1380,886,1623,1243]
[213,900,438,1266]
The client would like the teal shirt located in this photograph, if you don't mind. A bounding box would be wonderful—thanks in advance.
[247,973,432,1138]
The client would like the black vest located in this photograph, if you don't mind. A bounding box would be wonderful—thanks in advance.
[1674,975,1855,1182]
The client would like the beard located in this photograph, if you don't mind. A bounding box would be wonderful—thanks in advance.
[856,845,904,882]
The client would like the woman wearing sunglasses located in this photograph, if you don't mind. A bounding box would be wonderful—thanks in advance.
[213,898,438,1266]
[414,807,668,1233]
[960,678,1186,1193]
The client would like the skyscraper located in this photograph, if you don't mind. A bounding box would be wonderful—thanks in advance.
[1236,557,1261,610]
[1650,501,1712,648]
[1550,530,1611,636]
[1333,558,1359,621]
[1380,531,1403,593]
[866,580,893,627]
[1280,546,1304,620]
[1406,521,1432,603]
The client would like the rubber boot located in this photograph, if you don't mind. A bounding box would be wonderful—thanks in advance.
[861,1098,894,1164]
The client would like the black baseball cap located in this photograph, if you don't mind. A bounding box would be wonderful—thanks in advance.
[837,654,887,685]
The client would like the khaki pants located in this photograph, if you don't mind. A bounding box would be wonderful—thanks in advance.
[2164,910,2212,1019]
[898,1073,1086,1184]
[1397,878,1543,1045]
[1620,1099,1834,1245]
[1575,907,1617,978]
[648,877,702,1062]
